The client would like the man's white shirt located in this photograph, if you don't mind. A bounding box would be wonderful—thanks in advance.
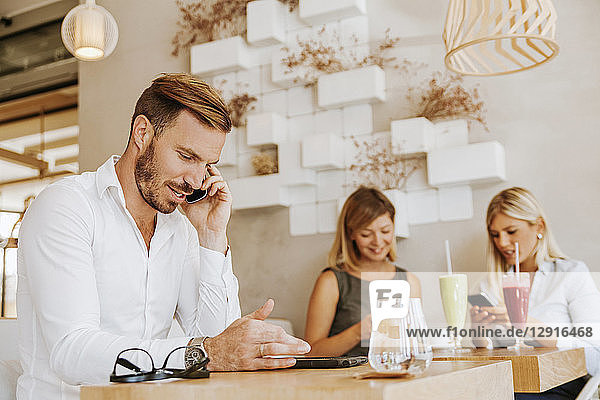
[16,156,241,400]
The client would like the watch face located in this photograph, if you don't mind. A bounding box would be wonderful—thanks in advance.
[185,346,206,369]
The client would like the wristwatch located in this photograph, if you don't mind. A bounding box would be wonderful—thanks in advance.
[185,336,208,369]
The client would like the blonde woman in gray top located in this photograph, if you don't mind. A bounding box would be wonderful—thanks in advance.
[471,187,600,400]
[304,187,421,356]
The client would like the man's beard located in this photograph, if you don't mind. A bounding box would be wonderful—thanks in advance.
[134,139,179,214]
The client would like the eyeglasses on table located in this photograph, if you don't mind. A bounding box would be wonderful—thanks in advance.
[110,346,210,383]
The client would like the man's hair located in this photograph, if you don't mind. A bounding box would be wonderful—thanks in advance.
[129,73,231,140]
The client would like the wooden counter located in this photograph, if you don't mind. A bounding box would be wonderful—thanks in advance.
[81,360,514,400]
[433,347,587,393]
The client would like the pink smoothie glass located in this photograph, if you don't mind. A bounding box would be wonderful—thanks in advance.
[502,272,532,350]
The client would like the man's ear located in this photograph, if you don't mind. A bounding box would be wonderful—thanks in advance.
[130,115,154,151]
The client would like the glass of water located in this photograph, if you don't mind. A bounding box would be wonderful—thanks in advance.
[368,297,433,375]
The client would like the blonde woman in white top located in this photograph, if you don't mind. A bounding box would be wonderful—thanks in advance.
[471,187,600,400]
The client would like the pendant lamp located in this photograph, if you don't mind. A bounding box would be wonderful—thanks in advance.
[443,0,559,76]
[61,0,118,61]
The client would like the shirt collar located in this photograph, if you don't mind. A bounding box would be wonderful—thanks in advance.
[95,155,122,199]
[94,155,180,237]
[538,260,554,275]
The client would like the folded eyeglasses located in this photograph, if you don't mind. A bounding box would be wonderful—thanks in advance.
[110,346,210,383]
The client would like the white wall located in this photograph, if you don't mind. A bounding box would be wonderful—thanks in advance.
[79,0,600,337]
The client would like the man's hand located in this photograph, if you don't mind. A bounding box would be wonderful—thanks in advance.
[202,299,311,371]
[180,165,232,254]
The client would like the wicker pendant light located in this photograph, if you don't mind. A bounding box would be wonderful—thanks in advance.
[443,0,559,76]
[61,0,118,61]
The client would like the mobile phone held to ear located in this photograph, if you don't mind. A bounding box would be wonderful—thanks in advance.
[185,188,208,204]
[185,167,212,204]
[467,292,498,307]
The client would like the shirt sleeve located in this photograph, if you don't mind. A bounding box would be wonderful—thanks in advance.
[174,220,241,338]
[19,183,192,385]
[556,262,600,376]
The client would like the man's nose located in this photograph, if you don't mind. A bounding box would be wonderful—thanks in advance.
[184,166,206,190]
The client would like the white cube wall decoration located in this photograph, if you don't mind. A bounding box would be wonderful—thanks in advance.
[288,114,315,141]
[427,141,506,187]
[343,104,373,136]
[337,196,348,215]
[277,141,302,173]
[278,141,317,185]
[382,189,410,238]
[246,0,287,46]
[434,119,469,149]
[289,203,318,236]
[438,185,473,222]
[286,6,309,30]
[281,169,317,186]
[302,134,345,169]
[191,36,252,76]
[315,109,343,136]
[237,153,258,178]
[262,90,288,115]
[230,174,290,210]
[219,131,237,166]
[299,0,367,25]
[288,186,317,205]
[339,15,369,46]
[407,189,439,225]
[287,85,315,117]
[212,72,237,99]
[246,112,287,146]
[236,68,262,96]
[317,66,386,108]
[391,117,436,157]
[272,49,305,87]
[317,170,345,201]
[317,201,338,233]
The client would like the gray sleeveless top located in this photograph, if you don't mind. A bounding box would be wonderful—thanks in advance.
[324,266,408,356]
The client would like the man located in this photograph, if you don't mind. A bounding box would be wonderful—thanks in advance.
[16,73,310,400]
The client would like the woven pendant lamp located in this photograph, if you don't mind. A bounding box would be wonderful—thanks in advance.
[61,0,118,61]
[443,0,559,76]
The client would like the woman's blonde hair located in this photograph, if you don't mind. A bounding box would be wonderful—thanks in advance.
[485,187,566,299]
[328,187,397,272]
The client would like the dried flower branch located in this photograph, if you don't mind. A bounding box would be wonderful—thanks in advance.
[349,136,423,191]
[407,71,488,130]
[281,28,421,85]
[172,0,298,56]
[211,78,257,128]
[227,93,258,128]
[252,152,278,175]
[171,0,247,56]
[278,0,299,12]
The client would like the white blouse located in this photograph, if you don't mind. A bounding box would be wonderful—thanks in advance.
[480,258,600,376]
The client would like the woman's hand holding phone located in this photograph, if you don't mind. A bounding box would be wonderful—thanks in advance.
[470,305,510,325]
[180,165,232,254]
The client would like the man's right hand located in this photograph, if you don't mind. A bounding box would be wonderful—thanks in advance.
[202,299,311,371]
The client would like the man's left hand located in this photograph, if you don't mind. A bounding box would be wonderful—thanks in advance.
[180,165,231,254]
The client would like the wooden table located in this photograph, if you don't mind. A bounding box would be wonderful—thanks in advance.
[433,347,587,393]
[81,360,514,400]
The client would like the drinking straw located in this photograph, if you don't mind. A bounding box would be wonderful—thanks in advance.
[445,239,452,275]
[515,242,520,275]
